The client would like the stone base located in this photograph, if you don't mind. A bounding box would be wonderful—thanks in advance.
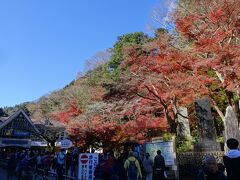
[194,141,221,152]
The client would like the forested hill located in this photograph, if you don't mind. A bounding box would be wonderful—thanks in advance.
[1,0,240,150]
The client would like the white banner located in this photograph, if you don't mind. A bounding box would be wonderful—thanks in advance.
[145,141,175,166]
[78,153,99,180]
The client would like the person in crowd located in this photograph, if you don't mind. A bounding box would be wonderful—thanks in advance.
[6,153,17,180]
[70,150,78,177]
[197,155,227,180]
[124,151,142,180]
[16,155,29,180]
[153,150,165,180]
[143,153,153,180]
[43,151,52,178]
[57,149,66,180]
[223,138,240,180]
[36,152,43,175]
[65,151,71,175]
[52,152,58,173]
[111,157,125,180]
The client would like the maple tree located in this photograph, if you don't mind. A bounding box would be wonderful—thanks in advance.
[175,0,240,123]
[120,33,212,133]
[68,114,120,149]
[53,99,82,123]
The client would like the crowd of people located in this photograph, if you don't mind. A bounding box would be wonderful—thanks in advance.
[0,138,240,180]
[0,148,78,180]
[94,149,166,180]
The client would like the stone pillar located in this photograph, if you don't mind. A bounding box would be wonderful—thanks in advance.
[176,107,191,139]
[224,106,240,143]
[194,97,220,151]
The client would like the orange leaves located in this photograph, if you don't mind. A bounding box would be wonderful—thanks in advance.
[176,0,240,93]
[52,100,82,124]
[67,114,121,148]
[121,115,167,142]
[209,7,225,23]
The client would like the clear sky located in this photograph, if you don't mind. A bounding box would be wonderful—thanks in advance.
[0,0,168,107]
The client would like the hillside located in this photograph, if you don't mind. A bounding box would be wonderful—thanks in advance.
[2,0,240,151]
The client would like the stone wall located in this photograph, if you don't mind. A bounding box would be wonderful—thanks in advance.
[177,151,224,177]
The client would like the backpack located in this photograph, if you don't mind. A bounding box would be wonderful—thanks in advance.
[128,160,138,178]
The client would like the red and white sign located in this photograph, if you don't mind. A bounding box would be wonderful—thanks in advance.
[80,154,88,164]
[78,153,99,180]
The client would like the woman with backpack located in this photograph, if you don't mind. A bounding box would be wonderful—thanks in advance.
[124,151,142,180]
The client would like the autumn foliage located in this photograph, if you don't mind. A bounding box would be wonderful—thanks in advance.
[20,0,239,150]
[176,0,240,93]
[52,100,82,123]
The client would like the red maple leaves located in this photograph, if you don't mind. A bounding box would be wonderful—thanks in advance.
[52,100,82,123]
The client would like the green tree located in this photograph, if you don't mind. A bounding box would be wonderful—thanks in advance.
[106,32,151,80]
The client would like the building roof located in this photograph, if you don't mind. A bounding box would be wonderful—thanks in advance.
[0,117,8,122]
[0,109,40,134]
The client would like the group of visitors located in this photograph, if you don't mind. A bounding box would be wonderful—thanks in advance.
[1,148,78,180]
[95,149,165,180]
[197,138,240,180]
[2,138,240,180]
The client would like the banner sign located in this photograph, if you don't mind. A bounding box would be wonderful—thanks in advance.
[12,131,30,137]
[0,139,31,147]
[60,139,72,149]
[78,153,99,180]
[31,141,48,147]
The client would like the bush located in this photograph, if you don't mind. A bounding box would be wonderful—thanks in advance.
[176,136,193,152]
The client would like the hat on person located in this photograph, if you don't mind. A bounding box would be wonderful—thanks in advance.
[203,155,216,164]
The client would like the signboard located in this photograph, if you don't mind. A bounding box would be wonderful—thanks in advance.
[31,141,48,147]
[0,138,31,147]
[12,131,30,137]
[59,139,72,149]
[145,141,175,166]
[78,153,99,180]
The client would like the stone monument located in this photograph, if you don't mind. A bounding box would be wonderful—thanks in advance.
[176,107,191,139]
[194,97,220,151]
[224,106,240,143]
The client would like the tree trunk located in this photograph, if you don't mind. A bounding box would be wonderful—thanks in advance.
[50,141,56,153]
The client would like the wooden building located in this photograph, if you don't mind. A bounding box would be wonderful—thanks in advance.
[0,109,46,148]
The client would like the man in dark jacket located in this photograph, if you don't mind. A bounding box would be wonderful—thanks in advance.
[223,138,240,180]
[153,150,165,180]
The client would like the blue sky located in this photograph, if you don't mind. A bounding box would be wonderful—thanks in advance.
[0,0,168,107]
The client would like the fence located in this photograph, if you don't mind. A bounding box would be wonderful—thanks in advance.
[177,151,225,177]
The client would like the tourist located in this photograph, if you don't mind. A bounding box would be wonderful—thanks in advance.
[153,150,165,180]
[65,151,71,175]
[197,155,227,180]
[52,153,58,173]
[223,138,240,180]
[143,153,153,180]
[124,151,142,180]
[70,151,79,177]
[6,153,17,180]
[43,151,52,178]
[57,149,66,180]
[36,153,43,175]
